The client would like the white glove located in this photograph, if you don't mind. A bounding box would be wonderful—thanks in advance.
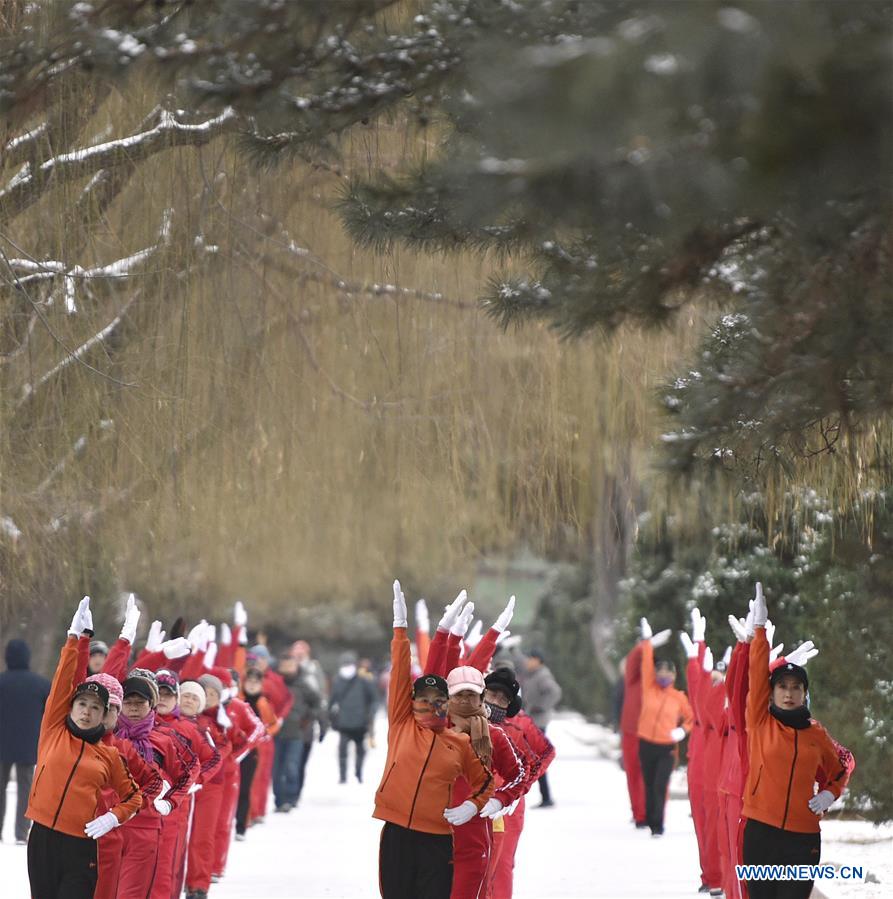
[234,600,248,628]
[752,582,768,627]
[786,641,819,667]
[187,620,209,652]
[728,614,748,643]
[68,596,92,637]
[691,607,706,643]
[769,642,785,663]
[679,632,698,659]
[650,629,672,648]
[639,617,653,640]
[765,618,777,648]
[808,789,835,815]
[220,623,232,646]
[479,798,504,819]
[744,600,756,641]
[443,800,478,826]
[119,594,141,644]
[670,726,686,743]
[494,596,515,633]
[159,778,171,798]
[153,797,172,816]
[721,646,732,667]
[187,782,203,795]
[216,704,231,728]
[392,580,408,628]
[451,601,475,638]
[506,798,520,816]
[162,637,191,660]
[465,620,483,649]
[207,625,217,645]
[145,620,166,652]
[703,647,714,673]
[84,811,119,839]
[438,590,468,632]
[499,633,522,649]
[204,642,218,669]
[415,599,430,633]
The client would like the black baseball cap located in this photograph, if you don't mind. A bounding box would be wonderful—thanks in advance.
[412,674,448,697]
[72,681,110,710]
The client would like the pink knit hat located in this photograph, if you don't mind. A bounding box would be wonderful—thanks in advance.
[446,665,485,696]
[86,672,123,710]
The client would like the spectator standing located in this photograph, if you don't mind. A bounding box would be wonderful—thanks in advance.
[0,638,51,844]
[329,651,378,784]
[520,649,562,808]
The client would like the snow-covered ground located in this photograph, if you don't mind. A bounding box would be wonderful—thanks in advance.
[3,712,890,897]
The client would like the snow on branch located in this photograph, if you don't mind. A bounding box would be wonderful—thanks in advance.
[3,122,48,166]
[0,107,239,223]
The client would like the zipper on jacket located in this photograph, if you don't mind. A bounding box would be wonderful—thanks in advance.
[378,762,396,794]
[407,732,437,830]
[750,764,763,796]
[781,731,799,829]
[52,740,86,829]
[652,693,669,740]
[32,764,46,800]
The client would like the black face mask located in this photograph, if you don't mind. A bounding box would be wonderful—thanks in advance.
[485,702,508,725]
[769,703,811,730]
[66,716,106,744]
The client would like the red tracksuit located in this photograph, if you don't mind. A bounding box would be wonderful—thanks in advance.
[212,697,264,878]
[488,712,555,899]
[620,642,646,826]
[450,725,526,899]
[150,714,214,899]
[699,676,726,892]
[685,642,710,888]
[94,733,165,899]
[116,724,194,899]
[186,709,232,893]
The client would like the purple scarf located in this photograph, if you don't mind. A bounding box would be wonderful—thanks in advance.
[116,710,156,761]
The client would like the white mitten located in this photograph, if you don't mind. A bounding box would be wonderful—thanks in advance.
[494,596,515,633]
[443,800,477,826]
[392,580,408,628]
[119,594,141,644]
[84,812,119,839]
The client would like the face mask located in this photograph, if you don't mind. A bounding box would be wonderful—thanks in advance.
[485,702,508,724]
[412,698,448,731]
[339,665,357,679]
[656,674,674,688]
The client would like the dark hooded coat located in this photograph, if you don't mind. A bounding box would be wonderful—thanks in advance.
[0,639,51,764]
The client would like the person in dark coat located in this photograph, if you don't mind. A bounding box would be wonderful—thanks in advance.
[329,651,378,784]
[0,638,50,843]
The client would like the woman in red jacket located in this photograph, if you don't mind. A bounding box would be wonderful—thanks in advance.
[742,585,852,899]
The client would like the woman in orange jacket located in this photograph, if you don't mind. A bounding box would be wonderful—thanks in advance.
[26,597,143,899]
[374,581,495,899]
[741,585,852,899]
[636,616,694,837]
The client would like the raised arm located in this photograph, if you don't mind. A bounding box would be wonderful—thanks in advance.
[43,598,92,738]
[467,596,515,672]
[746,585,771,731]
[388,580,413,727]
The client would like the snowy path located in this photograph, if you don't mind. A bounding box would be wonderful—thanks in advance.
[3,712,890,897]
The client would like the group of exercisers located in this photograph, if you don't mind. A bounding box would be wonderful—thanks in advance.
[619,583,854,899]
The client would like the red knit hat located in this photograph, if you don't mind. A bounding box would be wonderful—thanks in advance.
[86,672,124,710]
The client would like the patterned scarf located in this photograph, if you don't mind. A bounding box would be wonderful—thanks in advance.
[449,699,493,767]
[116,710,156,761]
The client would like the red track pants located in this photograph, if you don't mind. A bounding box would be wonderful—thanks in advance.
[720,792,745,899]
[702,786,724,889]
[171,795,194,899]
[488,796,525,899]
[186,780,225,892]
[621,731,646,824]
[150,801,190,899]
[117,822,162,898]
[688,752,710,886]
[213,759,241,876]
[250,739,274,822]
[450,814,492,899]
[95,825,124,899]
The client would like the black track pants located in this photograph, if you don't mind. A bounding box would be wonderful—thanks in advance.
[236,750,259,835]
[638,738,674,834]
[742,818,821,899]
[379,821,453,899]
[27,821,98,899]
